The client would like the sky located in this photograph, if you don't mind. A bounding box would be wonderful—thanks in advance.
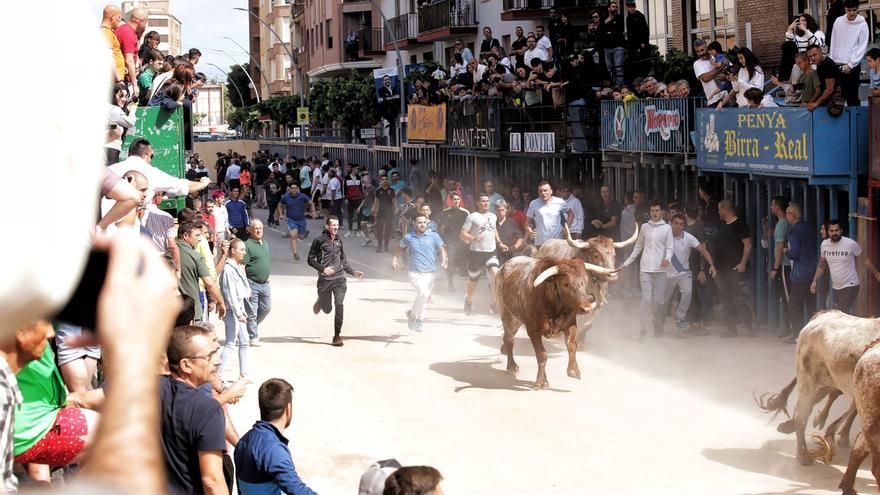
[86,0,251,82]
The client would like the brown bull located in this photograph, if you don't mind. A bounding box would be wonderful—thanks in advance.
[536,224,639,279]
[756,311,879,466]
[838,339,880,495]
[495,256,618,389]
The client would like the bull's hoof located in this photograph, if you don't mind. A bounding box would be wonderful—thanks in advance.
[532,380,549,390]
[567,368,581,380]
[507,363,519,373]
[777,420,795,434]
[797,453,815,466]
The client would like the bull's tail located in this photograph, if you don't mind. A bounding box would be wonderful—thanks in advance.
[808,409,850,464]
[753,377,797,421]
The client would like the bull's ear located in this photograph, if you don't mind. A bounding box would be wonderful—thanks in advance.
[533,266,560,287]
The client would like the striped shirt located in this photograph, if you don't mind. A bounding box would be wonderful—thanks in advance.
[0,360,21,492]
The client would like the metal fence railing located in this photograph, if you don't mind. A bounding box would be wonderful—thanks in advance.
[358,28,384,53]
[447,98,502,151]
[600,97,705,154]
[501,0,609,9]
[385,13,419,44]
[418,0,476,34]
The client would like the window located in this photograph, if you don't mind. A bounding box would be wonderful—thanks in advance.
[637,0,673,54]
[689,0,737,50]
[410,54,417,64]
[423,51,434,62]
[150,18,168,27]
[326,19,332,48]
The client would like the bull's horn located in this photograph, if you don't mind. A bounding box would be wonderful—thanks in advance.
[564,224,590,249]
[613,224,639,248]
[533,266,560,287]
[583,262,621,276]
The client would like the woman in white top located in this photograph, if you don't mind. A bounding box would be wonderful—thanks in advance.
[105,82,137,165]
[784,14,825,51]
[219,238,251,381]
[717,47,764,109]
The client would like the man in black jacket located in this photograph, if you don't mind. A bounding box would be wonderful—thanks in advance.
[307,216,365,346]
[625,0,650,79]
[601,1,627,86]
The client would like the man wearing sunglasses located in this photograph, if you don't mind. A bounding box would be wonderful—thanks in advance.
[829,0,869,106]
[160,325,229,495]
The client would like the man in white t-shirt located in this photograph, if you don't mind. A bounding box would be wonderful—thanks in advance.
[535,25,554,61]
[558,185,584,240]
[460,194,502,316]
[692,39,725,105]
[811,220,880,314]
[523,35,549,66]
[663,215,716,336]
[526,181,573,247]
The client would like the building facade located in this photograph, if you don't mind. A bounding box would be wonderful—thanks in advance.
[248,0,293,99]
[192,84,227,134]
[121,0,182,55]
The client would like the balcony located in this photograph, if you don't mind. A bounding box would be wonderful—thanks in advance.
[384,13,425,50]
[358,28,385,57]
[500,0,612,21]
[417,0,478,43]
[341,0,371,13]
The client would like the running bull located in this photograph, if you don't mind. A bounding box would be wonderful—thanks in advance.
[495,256,618,389]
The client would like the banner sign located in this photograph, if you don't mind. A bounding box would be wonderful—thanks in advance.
[509,132,521,152]
[407,103,446,142]
[600,98,695,153]
[452,128,498,149]
[695,108,812,176]
[373,67,400,109]
[523,132,555,153]
[644,105,680,141]
[447,99,501,151]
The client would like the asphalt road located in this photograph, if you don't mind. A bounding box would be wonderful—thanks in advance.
[220,210,874,494]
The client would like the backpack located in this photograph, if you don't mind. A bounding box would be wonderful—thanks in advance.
[827,87,845,117]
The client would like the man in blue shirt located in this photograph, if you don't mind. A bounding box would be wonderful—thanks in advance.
[226,186,250,240]
[234,378,318,495]
[392,214,447,331]
[783,202,818,344]
[276,183,315,262]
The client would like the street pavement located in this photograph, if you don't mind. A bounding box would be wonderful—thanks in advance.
[221,210,874,494]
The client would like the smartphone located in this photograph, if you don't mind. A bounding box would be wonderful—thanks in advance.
[54,249,109,332]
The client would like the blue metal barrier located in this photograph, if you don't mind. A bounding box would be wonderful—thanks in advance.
[600,98,705,153]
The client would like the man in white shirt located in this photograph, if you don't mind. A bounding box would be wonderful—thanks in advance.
[523,35,549,67]
[559,185,585,240]
[663,215,716,336]
[621,201,674,341]
[534,25,554,62]
[460,194,502,316]
[526,181,573,248]
[692,39,725,105]
[225,160,242,190]
[829,0,869,106]
[811,219,880,314]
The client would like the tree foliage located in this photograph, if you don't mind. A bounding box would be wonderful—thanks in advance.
[652,47,699,89]
[258,95,302,129]
[308,71,378,135]
[227,63,258,108]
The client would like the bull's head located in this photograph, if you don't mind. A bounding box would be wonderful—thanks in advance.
[562,223,638,281]
[532,259,619,315]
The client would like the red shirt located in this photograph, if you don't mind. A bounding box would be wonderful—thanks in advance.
[114,23,139,79]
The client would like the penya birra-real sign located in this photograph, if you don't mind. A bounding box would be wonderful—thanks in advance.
[695,108,812,176]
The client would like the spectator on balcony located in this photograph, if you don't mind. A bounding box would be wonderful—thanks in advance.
[554,13,576,60]
[785,14,825,51]
[116,7,148,101]
[106,82,137,165]
[626,0,650,79]
[601,1,626,86]
[138,49,165,106]
[345,31,359,62]
[583,10,603,66]
[772,52,820,106]
[868,48,880,97]
[829,0,869,106]
[805,44,841,111]
[744,87,779,108]
[510,26,527,67]
[637,77,657,98]
[534,25,554,62]
[523,34,548,68]
[450,53,467,79]
[527,58,560,106]
[454,39,474,64]
[693,39,725,105]
[480,26,501,58]
[490,45,513,70]
[716,48,764,109]
[101,4,125,83]
[676,80,691,97]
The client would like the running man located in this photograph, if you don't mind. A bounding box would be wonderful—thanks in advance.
[307,216,364,346]
[662,214,716,337]
[276,183,315,262]
[392,214,447,331]
[438,192,469,292]
[460,193,502,315]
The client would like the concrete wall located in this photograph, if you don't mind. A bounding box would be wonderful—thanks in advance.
[193,140,262,168]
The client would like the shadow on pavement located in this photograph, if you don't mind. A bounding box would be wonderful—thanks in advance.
[702,442,874,494]
[472,334,565,356]
[429,359,571,393]
[358,298,410,304]
[261,335,413,346]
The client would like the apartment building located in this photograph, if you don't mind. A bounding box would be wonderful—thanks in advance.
[247,0,293,98]
[121,0,182,55]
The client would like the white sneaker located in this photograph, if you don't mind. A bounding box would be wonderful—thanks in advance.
[343,231,352,238]
[356,231,365,238]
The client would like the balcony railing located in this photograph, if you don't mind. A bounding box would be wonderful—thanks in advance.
[502,0,610,9]
[418,0,477,34]
[385,13,419,44]
[600,97,705,154]
[358,27,384,54]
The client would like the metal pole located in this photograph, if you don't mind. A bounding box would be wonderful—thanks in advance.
[207,62,246,107]
[366,0,407,144]
[208,48,262,103]
[233,7,303,105]
[222,36,270,93]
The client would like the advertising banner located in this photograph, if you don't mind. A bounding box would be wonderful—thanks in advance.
[407,103,446,142]
[695,108,812,176]
[600,98,695,153]
[373,67,400,106]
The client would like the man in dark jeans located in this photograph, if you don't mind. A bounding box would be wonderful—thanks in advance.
[783,202,817,344]
[308,216,364,346]
[373,174,397,253]
[712,200,754,337]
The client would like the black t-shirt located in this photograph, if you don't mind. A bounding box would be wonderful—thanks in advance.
[511,36,527,65]
[438,208,469,242]
[159,376,226,495]
[713,217,751,271]
[480,37,500,54]
[815,57,841,95]
[497,217,524,248]
[375,186,396,214]
[685,221,707,272]
[598,199,622,240]
[254,164,270,184]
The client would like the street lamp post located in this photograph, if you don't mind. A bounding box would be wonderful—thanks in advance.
[233,7,302,104]
[367,0,407,144]
[208,47,262,103]
[207,62,249,134]
[222,36,270,98]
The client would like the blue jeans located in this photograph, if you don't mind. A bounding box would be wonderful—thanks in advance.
[604,47,625,86]
[245,280,271,340]
[220,308,249,379]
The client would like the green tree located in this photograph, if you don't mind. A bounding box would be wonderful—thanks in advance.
[227,64,257,107]
[259,95,302,129]
[309,71,378,136]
